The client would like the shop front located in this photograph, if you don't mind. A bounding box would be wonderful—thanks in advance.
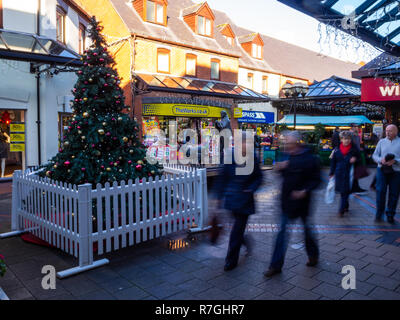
[132,73,270,167]
[142,101,231,163]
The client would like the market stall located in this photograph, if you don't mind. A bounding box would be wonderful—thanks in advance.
[277,115,374,165]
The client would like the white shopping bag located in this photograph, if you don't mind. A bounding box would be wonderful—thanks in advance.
[325,176,335,204]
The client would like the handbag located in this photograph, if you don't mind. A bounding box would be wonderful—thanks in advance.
[354,165,369,179]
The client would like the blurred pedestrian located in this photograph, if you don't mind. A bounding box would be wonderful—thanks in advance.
[332,127,340,149]
[330,131,360,216]
[372,124,400,224]
[350,126,367,194]
[216,131,263,271]
[264,131,320,277]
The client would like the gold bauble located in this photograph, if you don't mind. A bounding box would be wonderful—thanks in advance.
[118,117,123,121]
[89,78,93,82]
[106,167,111,172]
[98,129,105,135]
[64,141,69,146]
[68,169,71,173]
[78,130,82,134]
[83,112,89,117]
[114,163,118,167]
[46,171,51,177]
[123,137,128,142]
[137,160,143,165]
[129,149,134,154]
[151,170,155,175]
[53,165,57,169]
[102,122,106,126]
[72,155,75,159]
[81,136,86,140]
[83,98,88,102]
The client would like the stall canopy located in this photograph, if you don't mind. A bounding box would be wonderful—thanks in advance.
[133,73,270,103]
[277,0,400,56]
[278,115,373,126]
[0,29,82,66]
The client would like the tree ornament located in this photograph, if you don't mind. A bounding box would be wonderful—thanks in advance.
[64,161,71,166]
[64,141,70,146]
[98,129,105,135]
[83,112,89,118]
[106,167,111,172]
[46,171,52,177]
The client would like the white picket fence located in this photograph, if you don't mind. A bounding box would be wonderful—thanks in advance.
[0,164,208,278]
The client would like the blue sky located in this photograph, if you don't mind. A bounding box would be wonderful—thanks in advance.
[204,0,381,63]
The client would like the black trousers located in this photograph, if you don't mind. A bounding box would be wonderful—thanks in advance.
[226,212,250,265]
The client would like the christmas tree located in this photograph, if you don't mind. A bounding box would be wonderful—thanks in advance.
[39,17,162,186]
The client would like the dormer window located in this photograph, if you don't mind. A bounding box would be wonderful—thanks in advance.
[183,2,215,38]
[198,16,212,36]
[217,24,236,46]
[252,43,262,59]
[239,33,264,60]
[132,0,167,26]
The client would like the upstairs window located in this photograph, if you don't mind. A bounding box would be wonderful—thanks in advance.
[252,43,262,59]
[146,0,165,25]
[224,35,233,46]
[211,59,220,80]
[262,76,268,93]
[79,24,86,54]
[56,6,66,44]
[247,73,254,89]
[186,54,197,77]
[157,48,170,73]
[198,16,212,36]
[0,0,3,29]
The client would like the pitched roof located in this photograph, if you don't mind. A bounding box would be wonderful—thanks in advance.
[181,2,203,16]
[109,0,359,82]
[109,0,242,57]
[237,33,258,44]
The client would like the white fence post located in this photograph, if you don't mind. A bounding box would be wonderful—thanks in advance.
[57,183,109,279]
[0,170,25,239]
[190,168,210,233]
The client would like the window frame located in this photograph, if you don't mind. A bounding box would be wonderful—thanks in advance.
[78,23,86,55]
[0,0,3,29]
[251,43,263,59]
[197,15,212,37]
[145,0,166,26]
[157,48,170,74]
[247,73,254,89]
[210,58,220,80]
[185,53,197,77]
[56,5,66,44]
[262,76,268,94]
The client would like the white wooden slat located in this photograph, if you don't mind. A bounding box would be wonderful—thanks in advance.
[142,178,148,242]
[154,176,160,238]
[166,175,172,235]
[127,179,134,246]
[120,180,127,249]
[148,177,154,241]
[112,181,120,251]
[134,178,140,245]
[104,182,111,253]
[160,175,166,236]
[74,184,79,258]
[96,183,104,255]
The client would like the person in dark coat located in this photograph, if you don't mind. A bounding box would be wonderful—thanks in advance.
[264,131,321,277]
[216,131,263,271]
[330,131,361,216]
[332,127,340,149]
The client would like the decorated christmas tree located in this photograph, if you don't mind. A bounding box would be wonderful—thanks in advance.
[39,17,162,186]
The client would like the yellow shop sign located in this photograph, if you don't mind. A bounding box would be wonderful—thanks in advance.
[234,108,243,118]
[143,104,230,118]
[10,143,25,152]
[10,123,25,132]
[10,133,25,142]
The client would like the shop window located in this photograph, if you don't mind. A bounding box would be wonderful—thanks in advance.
[252,43,262,59]
[79,23,86,54]
[198,16,212,36]
[59,112,73,144]
[157,48,170,73]
[146,0,165,25]
[262,76,268,93]
[247,73,254,89]
[211,59,220,80]
[56,6,66,44]
[186,54,197,77]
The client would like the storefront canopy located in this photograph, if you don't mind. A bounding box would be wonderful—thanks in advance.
[277,0,400,56]
[278,115,373,126]
[134,73,270,102]
[0,29,82,66]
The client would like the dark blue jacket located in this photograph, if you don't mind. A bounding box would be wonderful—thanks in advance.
[217,152,263,215]
[330,145,361,194]
[280,148,321,218]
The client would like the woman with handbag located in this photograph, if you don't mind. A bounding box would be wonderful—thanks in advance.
[330,131,361,216]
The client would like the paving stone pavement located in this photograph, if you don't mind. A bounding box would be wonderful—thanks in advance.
[0,169,400,300]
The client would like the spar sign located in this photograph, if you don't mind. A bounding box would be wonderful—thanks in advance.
[361,77,400,102]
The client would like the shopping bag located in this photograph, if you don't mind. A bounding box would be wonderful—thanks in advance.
[325,176,335,204]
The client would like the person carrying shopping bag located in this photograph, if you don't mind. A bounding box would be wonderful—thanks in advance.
[329,131,361,217]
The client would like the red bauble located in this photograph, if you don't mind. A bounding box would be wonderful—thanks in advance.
[64,161,71,166]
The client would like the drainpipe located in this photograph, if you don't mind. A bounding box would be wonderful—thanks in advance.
[36,0,42,165]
